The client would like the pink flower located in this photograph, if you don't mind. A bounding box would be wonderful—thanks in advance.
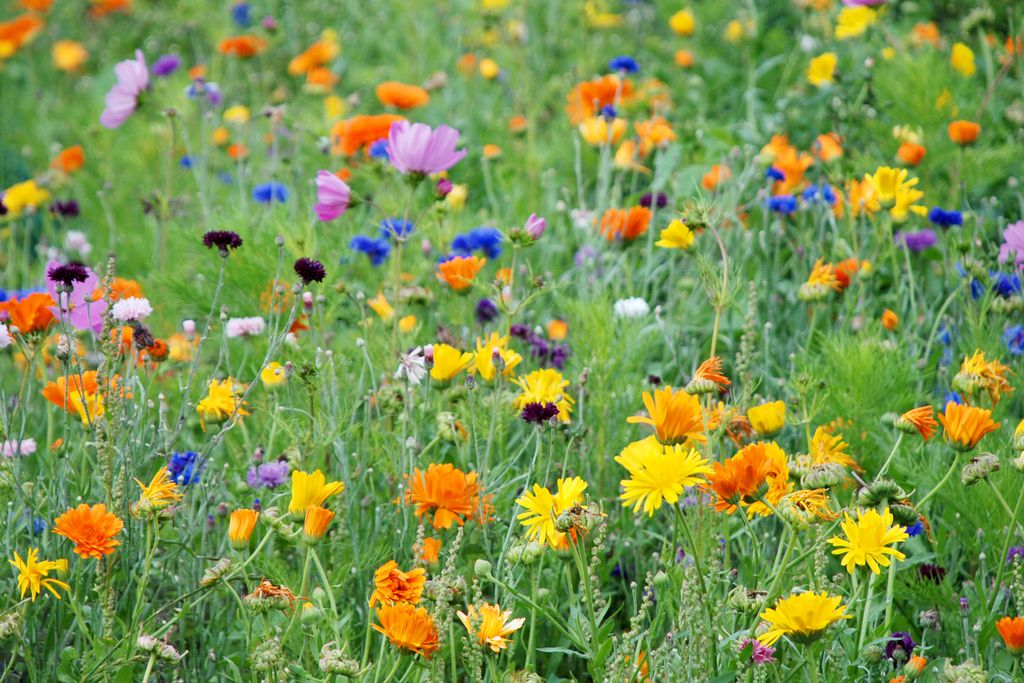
[111,297,153,322]
[313,170,351,221]
[100,50,149,129]
[999,220,1024,270]
[226,316,266,338]
[524,213,547,239]
[45,260,107,335]
[2,439,36,457]
[738,638,775,664]
[385,121,467,175]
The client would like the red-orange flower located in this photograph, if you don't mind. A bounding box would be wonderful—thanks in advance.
[218,36,267,58]
[0,292,55,334]
[51,145,85,174]
[706,441,789,516]
[89,0,132,18]
[566,75,633,124]
[437,255,486,291]
[686,356,731,395]
[702,164,731,191]
[374,602,440,658]
[0,14,44,56]
[896,406,937,441]
[897,142,926,166]
[369,560,426,607]
[948,120,980,145]
[376,81,430,109]
[599,206,651,241]
[998,616,1024,655]
[52,503,123,559]
[834,258,861,290]
[330,114,405,156]
[405,463,492,529]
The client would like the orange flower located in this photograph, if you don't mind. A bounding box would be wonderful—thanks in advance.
[41,371,98,411]
[305,67,337,92]
[376,81,430,109]
[373,602,440,658]
[896,406,937,441]
[626,386,706,445]
[0,14,44,56]
[330,114,405,156]
[998,616,1024,655]
[954,350,1014,405]
[938,401,999,452]
[911,22,940,46]
[685,356,731,395]
[228,509,259,549]
[566,74,633,124]
[706,441,789,516]
[814,133,843,163]
[0,292,55,334]
[437,255,486,291]
[51,146,85,174]
[674,49,695,68]
[897,142,926,166]
[701,164,730,191]
[369,560,426,607]
[419,537,441,563]
[599,206,651,241]
[834,258,861,290]
[405,463,491,529]
[508,115,528,133]
[52,503,123,559]
[89,0,132,18]
[303,505,335,542]
[288,39,339,75]
[771,146,815,194]
[18,0,53,10]
[881,309,899,330]
[948,120,980,145]
[547,319,568,341]
[218,36,267,58]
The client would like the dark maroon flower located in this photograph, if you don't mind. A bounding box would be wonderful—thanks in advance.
[883,632,915,668]
[639,192,668,208]
[51,199,80,218]
[521,402,559,423]
[203,230,243,254]
[47,262,90,287]
[917,563,946,584]
[294,257,326,284]
[476,298,498,323]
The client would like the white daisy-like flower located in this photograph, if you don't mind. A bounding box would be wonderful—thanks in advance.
[226,316,266,338]
[394,347,428,386]
[111,297,154,322]
[0,323,12,349]
[613,297,650,319]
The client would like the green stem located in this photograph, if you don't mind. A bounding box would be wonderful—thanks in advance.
[988,481,1024,614]
[140,654,156,683]
[917,454,961,508]
[874,433,903,481]
[857,574,876,654]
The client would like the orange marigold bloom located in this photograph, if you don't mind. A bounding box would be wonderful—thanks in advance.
[881,309,899,331]
[0,292,55,334]
[896,406,937,441]
[954,350,1014,405]
[89,0,132,18]
[19,0,53,10]
[701,164,730,191]
[305,67,338,92]
[288,40,339,75]
[938,401,999,452]
[303,505,335,542]
[813,133,843,163]
[685,356,731,395]
[834,258,861,290]
[912,22,940,46]
[373,602,440,658]
[948,120,980,145]
[566,74,633,124]
[52,503,123,559]
[51,145,85,174]
[599,206,651,241]
[626,386,706,445]
[405,463,491,529]
[508,115,528,133]
[0,14,43,55]
[369,560,426,607]
[771,145,815,195]
[706,441,790,516]
[420,537,441,563]
[437,255,486,291]
[998,616,1024,655]
[376,81,430,109]
[674,49,695,68]
[41,371,98,411]
[218,35,267,58]
[330,114,405,156]
[897,142,926,166]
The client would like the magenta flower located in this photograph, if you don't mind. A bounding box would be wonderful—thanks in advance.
[524,213,547,239]
[100,50,150,129]
[313,170,351,221]
[45,260,107,335]
[999,220,1024,270]
[385,121,467,175]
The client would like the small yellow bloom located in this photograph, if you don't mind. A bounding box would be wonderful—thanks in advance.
[261,362,287,389]
[806,52,837,87]
[881,47,895,60]
[224,105,251,124]
[288,469,345,519]
[473,333,522,381]
[512,368,575,422]
[724,19,745,42]
[616,439,711,516]
[196,378,249,429]
[516,476,588,549]
[458,603,525,653]
[758,591,849,646]
[951,42,975,77]
[429,344,473,382]
[747,400,785,437]
[446,184,468,211]
[578,116,628,146]
[835,6,877,40]
[324,94,345,121]
[212,127,230,146]
[2,180,50,216]
[479,58,500,79]
[668,9,696,36]
[398,315,417,333]
[828,507,908,574]
[134,466,184,513]
[9,549,69,601]
[368,292,395,321]
[655,219,695,250]
[52,40,88,72]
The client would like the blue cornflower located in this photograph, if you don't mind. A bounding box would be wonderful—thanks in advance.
[608,56,639,73]
[369,139,390,160]
[253,182,289,204]
[180,156,194,169]
[766,194,797,215]
[993,271,1022,298]
[349,235,391,266]
[380,218,414,240]
[928,207,963,228]
[905,521,924,537]
[231,2,252,26]
[801,184,836,205]
[168,451,204,485]
[1004,325,1024,356]
[32,518,47,535]
[944,391,963,405]
[766,166,785,182]
[453,226,503,258]
[599,105,618,120]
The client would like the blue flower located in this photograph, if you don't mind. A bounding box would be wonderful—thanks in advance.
[801,184,836,205]
[993,271,1022,298]
[380,218,414,240]
[231,2,252,27]
[179,155,194,169]
[765,166,785,182]
[369,139,390,160]
[928,207,963,228]
[766,195,797,215]
[905,521,924,537]
[608,56,639,73]
[944,391,963,405]
[350,235,391,266]
[168,451,204,485]
[599,105,618,120]
[253,183,289,204]
[32,517,47,535]
[452,226,503,258]
[1005,325,1024,356]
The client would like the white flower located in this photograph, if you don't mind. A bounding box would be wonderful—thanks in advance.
[226,316,267,338]
[613,297,650,319]
[64,230,92,257]
[394,347,427,386]
[1,438,36,457]
[570,208,594,230]
[0,323,12,350]
[111,297,153,322]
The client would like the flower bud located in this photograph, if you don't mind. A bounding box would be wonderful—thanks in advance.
[961,453,999,486]
[474,559,493,579]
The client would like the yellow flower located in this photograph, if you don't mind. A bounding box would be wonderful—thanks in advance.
[627,386,705,445]
[511,368,574,422]
[479,58,500,79]
[669,9,696,36]
[584,0,623,28]
[446,184,468,211]
[778,489,838,525]
[134,466,184,513]
[724,19,752,43]
[2,180,50,216]
[398,315,417,333]
[196,378,249,429]
[757,591,849,646]
[473,332,522,381]
[747,400,785,437]
[288,469,345,519]
[68,389,104,425]
[890,184,926,222]
[515,476,588,549]
[368,291,395,321]
[951,42,975,77]
[809,425,858,470]
[797,260,841,301]
[807,53,837,87]
[578,116,627,146]
[457,603,526,653]
[324,94,345,121]
[835,6,877,40]
[616,439,711,516]
[224,105,251,124]
[9,549,69,601]
[52,40,88,72]
[867,166,919,205]
[828,507,908,574]
[228,509,259,549]
[953,350,1013,406]
[655,220,695,250]
[430,343,474,382]
[260,361,287,389]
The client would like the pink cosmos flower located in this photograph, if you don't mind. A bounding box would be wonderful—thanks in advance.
[226,316,266,338]
[385,121,467,175]
[1,438,36,457]
[999,220,1024,270]
[100,49,150,129]
[524,213,547,239]
[45,260,107,335]
[111,297,153,322]
[313,170,351,222]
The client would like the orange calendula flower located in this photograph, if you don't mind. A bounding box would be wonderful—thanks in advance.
[218,35,267,58]
[626,386,705,446]
[373,602,440,658]
[458,603,526,653]
[376,81,430,109]
[701,164,730,191]
[330,114,404,155]
[228,509,259,550]
[997,616,1024,655]
[938,401,999,452]
[948,120,980,145]
[882,309,899,330]
[51,145,85,173]
[897,142,926,166]
[288,36,340,75]
[303,505,335,543]
[89,0,132,17]
[437,255,486,291]
[706,441,790,517]
[0,14,43,58]
[134,466,183,513]
[41,371,110,423]
[52,503,123,559]
[599,206,652,241]
[798,260,841,301]
[895,406,938,441]
[953,350,1013,405]
[406,463,491,528]
[0,292,56,334]
[685,356,731,395]
[809,425,860,471]
[369,560,427,607]
[565,74,632,124]
[419,537,441,563]
[834,258,861,290]
[813,133,843,162]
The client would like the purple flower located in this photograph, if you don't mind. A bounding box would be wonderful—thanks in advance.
[313,170,351,221]
[999,220,1024,270]
[521,402,560,423]
[151,54,181,77]
[436,178,453,197]
[894,229,937,253]
[247,460,290,488]
[1008,546,1024,564]
[884,632,915,667]
[386,121,467,175]
[475,298,498,323]
[100,50,149,129]
[45,259,106,334]
[738,638,775,664]
[524,213,546,240]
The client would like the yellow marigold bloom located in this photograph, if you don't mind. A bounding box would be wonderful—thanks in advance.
[846,177,880,217]
[938,401,999,452]
[655,219,695,250]
[228,509,259,549]
[512,368,574,422]
[724,18,752,43]
[747,400,785,437]
[809,425,859,471]
[2,180,50,216]
[951,42,976,77]
[288,469,345,518]
[867,166,919,205]
[669,8,695,36]
[223,105,250,123]
[626,386,705,446]
[953,350,1013,406]
[445,183,468,210]
[9,549,69,601]
[890,185,926,222]
[398,315,417,333]
[516,476,588,549]
[778,489,838,525]
[479,57,500,79]
[584,0,623,28]
[458,603,526,653]
[757,591,849,646]
[578,116,627,146]
[52,40,87,71]
[430,343,474,382]
[807,52,837,87]
[828,507,908,574]
[260,361,287,389]
[616,439,711,516]
[798,260,841,301]
[373,602,440,658]
[303,504,335,543]
[367,291,395,321]
[134,466,183,513]
[835,6,877,40]
[196,378,249,429]
[473,332,522,381]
